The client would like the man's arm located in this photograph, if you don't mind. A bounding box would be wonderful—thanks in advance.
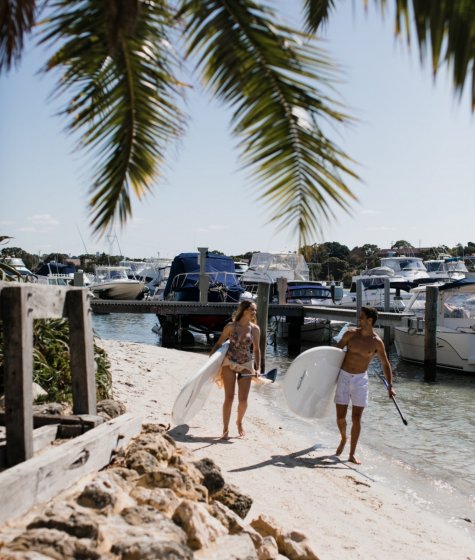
[376,340,395,396]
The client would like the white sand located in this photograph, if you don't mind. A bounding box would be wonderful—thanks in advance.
[102,339,475,560]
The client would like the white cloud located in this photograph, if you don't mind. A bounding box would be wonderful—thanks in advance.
[28,214,60,227]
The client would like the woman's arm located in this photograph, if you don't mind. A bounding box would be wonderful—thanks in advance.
[210,324,231,356]
[252,325,261,374]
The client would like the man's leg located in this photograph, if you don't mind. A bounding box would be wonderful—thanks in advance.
[349,406,364,464]
[335,404,348,455]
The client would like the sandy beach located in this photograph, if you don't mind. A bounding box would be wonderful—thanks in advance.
[102,338,474,560]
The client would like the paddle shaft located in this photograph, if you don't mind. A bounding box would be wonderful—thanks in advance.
[375,371,408,426]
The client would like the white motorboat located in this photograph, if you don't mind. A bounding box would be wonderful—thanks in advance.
[424,255,468,282]
[273,281,338,343]
[89,266,146,300]
[120,257,172,298]
[379,255,430,283]
[0,256,36,281]
[339,268,412,311]
[394,279,475,372]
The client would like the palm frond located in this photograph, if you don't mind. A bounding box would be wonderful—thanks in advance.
[39,0,186,235]
[0,0,37,71]
[382,0,475,109]
[303,0,337,32]
[180,0,358,246]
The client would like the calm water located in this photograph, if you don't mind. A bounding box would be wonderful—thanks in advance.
[92,313,475,536]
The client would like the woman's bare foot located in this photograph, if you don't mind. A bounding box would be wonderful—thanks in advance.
[220,430,229,440]
[237,423,245,438]
[348,455,361,464]
[335,437,347,456]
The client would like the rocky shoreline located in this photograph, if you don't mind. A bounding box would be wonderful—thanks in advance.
[0,422,318,559]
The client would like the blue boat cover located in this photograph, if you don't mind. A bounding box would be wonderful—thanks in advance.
[35,262,76,276]
[164,252,243,302]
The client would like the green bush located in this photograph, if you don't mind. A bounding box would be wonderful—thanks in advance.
[0,319,112,403]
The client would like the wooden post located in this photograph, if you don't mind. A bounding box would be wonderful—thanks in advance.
[424,286,438,381]
[1,286,34,466]
[356,279,363,319]
[256,282,270,372]
[66,289,97,415]
[276,277,287,304]
[73,271,84,287]
[383,277,391,350]
[197,247,209,304]
[287,316,302,356]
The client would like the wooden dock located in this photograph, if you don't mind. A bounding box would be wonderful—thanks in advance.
[90,298,405,325]
[90,299,407,354]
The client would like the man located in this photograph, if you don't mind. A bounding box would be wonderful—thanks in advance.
[335,306,394,464]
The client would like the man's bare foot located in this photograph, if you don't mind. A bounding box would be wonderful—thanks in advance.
[348,455,361,465]
[335,438,347,456]
[237,423,245,438]
[220,430,229,440]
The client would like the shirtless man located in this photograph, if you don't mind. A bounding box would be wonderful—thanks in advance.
[335,306,394,464]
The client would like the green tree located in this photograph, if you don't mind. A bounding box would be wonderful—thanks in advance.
[2,2,474,247]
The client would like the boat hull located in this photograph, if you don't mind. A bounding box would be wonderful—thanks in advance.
[90,280,145,300]
[394,327,475,373]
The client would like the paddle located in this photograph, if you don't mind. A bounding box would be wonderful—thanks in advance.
[375,371,408,426]
[238,368,278,383]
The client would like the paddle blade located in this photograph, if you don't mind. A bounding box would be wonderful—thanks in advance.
[264,368,277,383]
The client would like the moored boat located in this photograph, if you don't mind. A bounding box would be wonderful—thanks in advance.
[89,266,147,300]
[394,279,475,372]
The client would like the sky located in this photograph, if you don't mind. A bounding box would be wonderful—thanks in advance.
[1,2,474,260]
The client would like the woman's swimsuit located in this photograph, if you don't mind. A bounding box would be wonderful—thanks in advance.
[215,322,266,386]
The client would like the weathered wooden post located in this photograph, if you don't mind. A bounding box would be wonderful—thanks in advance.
[383,277,391,350]
[1,285,34,465]
[73,271,84,287]
[256,282,270,372]
[66,289,97,415]
[197,247,209,304]
[424,286,438,381]
[356,278,363,319]
[276,277,287,304]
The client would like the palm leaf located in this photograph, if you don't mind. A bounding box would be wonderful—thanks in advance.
[180,0,358,247]
[304,0,475,109]
[0,0,37,71]
[39,0,186,235]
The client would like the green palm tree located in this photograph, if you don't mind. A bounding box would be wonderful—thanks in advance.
[1,1,474,247]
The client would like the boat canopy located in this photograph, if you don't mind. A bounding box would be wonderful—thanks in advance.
[35,262,76,276]
[439,278,475,292]
[164,252,242,299]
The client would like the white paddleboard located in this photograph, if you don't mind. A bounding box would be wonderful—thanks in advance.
[172,341,229,425]
[283,346,345,419]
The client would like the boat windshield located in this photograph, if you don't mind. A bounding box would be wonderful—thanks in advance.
[443,292,475,320]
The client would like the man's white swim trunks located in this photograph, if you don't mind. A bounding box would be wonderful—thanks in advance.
[334,369,369,408]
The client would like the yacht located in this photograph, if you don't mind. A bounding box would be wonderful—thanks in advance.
[394,279,475,372]
[379,255,430,283]
[424,255,468,282]
[89,266,147,300]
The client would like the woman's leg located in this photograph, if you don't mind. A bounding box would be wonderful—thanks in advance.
[236,377,252,437]
[221,366,236,438]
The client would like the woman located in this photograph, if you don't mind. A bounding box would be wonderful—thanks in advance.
[210,300,261,439]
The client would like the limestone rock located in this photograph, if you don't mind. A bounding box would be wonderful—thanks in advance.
[27,503,99,541]
[214,482,253,519]
[193,457,226,495]
[172,499,227,550]
[130,486,180,516]
[6,528,100,560]
[96,399,126,420]
[195,533,258,560]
